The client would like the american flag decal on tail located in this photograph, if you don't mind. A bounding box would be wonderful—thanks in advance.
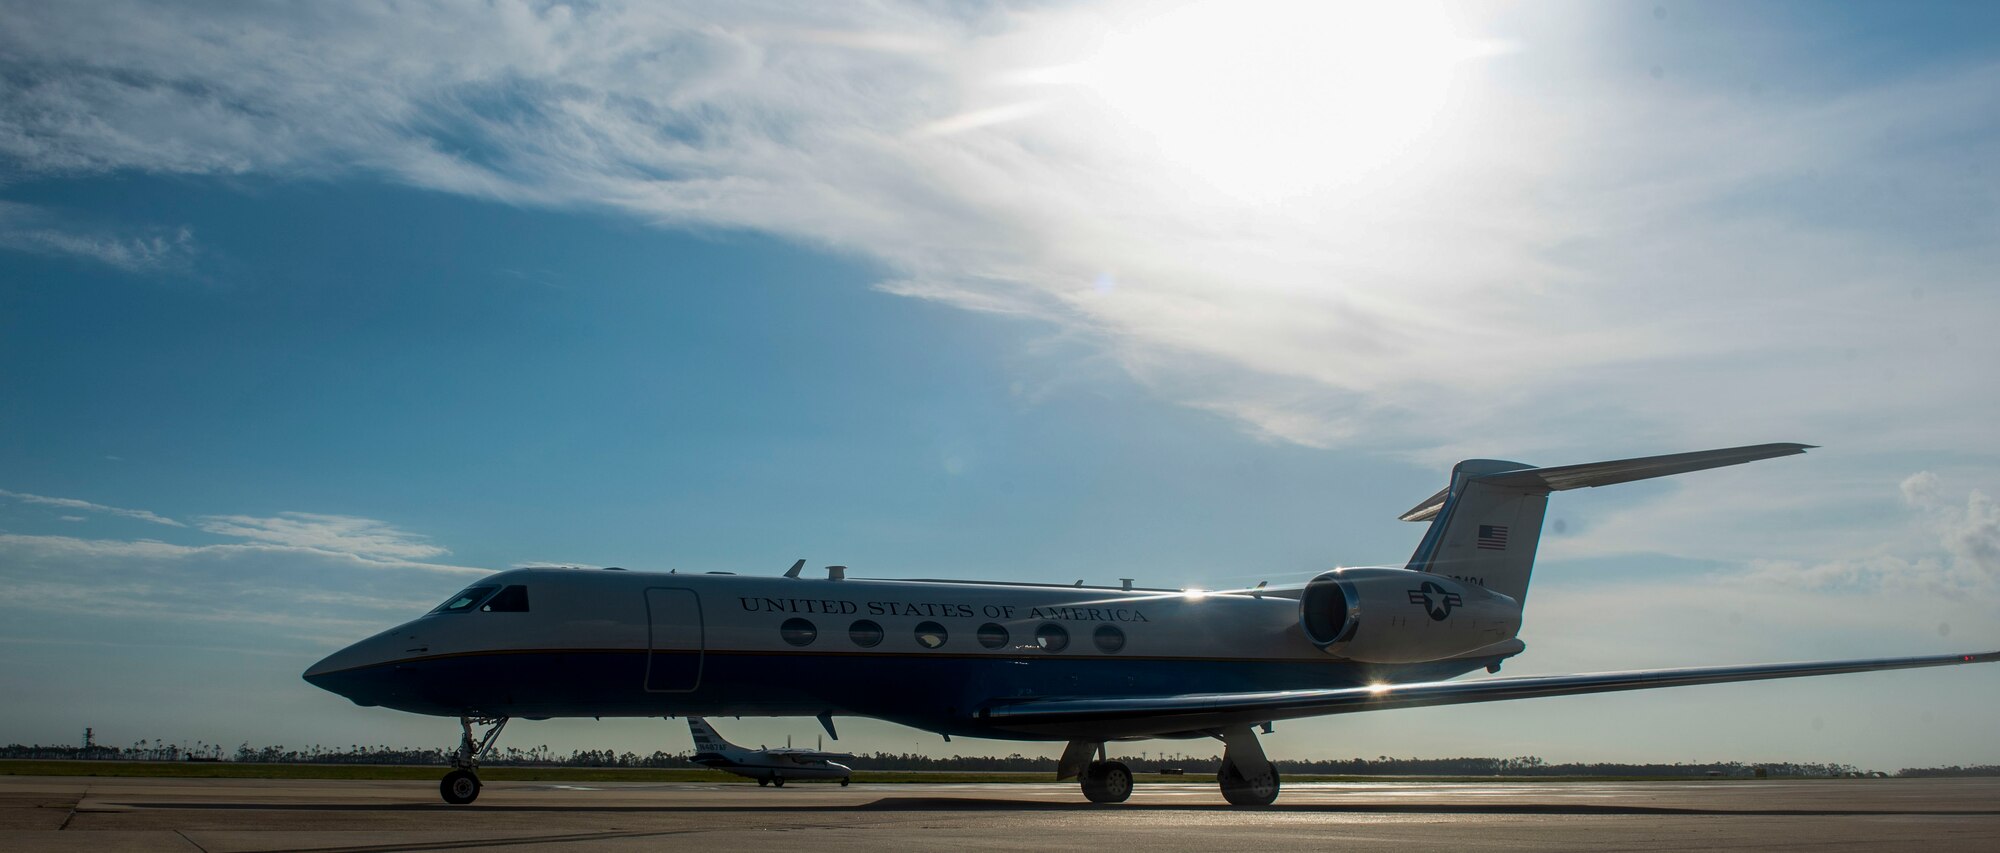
[1476,524,1509,550]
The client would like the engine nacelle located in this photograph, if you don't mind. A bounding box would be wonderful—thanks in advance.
[1299,567,1522,664]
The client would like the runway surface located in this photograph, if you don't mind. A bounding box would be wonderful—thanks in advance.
[3,775,1997,851]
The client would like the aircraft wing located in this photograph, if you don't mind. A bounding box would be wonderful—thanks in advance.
[981,650,1999,740]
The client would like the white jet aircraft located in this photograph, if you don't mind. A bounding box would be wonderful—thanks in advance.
[304,443,1998,806]
[686,716,854,786]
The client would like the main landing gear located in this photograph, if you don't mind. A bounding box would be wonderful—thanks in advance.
[1059,724,1280,807]
[1214,725,1280,807]
[440,716,509,805]
[1059,741,1135,804]
[1082,759,1134,804]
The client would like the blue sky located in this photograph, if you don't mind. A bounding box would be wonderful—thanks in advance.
[2,1,1997,767]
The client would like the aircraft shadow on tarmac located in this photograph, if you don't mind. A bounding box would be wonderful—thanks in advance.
[107,798,2000,817]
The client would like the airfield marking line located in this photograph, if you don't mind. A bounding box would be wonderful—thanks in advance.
[238,830,698,853]
[235,821,859,853]
[54,783,86,831]
[177,828,214,852]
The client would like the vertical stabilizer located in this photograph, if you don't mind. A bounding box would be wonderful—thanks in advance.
[1403,460,1547,603]
[687,717,737,753]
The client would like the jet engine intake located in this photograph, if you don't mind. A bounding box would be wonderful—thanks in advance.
[1299,567,1522,664]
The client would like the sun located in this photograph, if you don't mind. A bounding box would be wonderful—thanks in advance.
[1023,1,1505,203]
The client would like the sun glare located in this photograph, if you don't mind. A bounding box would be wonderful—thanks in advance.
[1026,1,1504,202]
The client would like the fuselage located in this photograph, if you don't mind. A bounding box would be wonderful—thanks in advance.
[303,568,1510,739]
[298,445,1979,810]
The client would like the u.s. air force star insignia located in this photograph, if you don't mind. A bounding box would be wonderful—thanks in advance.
[1406,581,1463,621]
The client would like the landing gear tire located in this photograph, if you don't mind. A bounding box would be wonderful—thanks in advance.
[1081,760,1134,804]
[840,778,851,787]
[440,716,507,805]
[757,779,770,787]
[441,769,482,805]
[772,776,786,788]
[1218,762,1280,807]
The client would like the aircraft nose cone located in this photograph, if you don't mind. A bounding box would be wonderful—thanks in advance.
[303,637,371,682]
[302,648,343,682]
[302,642,374,703]
[301,627,414,706]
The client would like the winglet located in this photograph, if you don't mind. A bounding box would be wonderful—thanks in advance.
[783,559,804,579]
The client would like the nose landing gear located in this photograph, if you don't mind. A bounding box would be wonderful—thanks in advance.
[440,768,481,805]
[439,715,509,805]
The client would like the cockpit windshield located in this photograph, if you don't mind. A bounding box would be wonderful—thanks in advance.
[429,585,498,614]
[481,585,530,612]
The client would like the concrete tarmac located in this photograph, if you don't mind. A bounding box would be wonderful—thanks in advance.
[3,775,1997,852]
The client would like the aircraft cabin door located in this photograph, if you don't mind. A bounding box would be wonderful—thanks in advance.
[644,588,704,692]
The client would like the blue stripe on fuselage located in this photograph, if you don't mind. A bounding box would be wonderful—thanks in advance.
[303,648,1495,739]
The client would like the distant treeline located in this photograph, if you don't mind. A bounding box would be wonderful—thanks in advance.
[1896,765,2000,777]
[4,742,1991,777]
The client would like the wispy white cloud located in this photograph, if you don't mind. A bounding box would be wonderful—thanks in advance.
[195,512,456,564]
[0,529,484,576]
[3,1,1991,463]
[0,503,490,654]
[1739,473,2000,597]
[0,201,197,272]
[1542,467,2000,603]
[0,487,185,527]
[0,634,305,659]
[0,485,486,646]
[0,532,469,641]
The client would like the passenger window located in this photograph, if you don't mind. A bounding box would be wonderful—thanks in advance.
[849,619,884,648]
[430,586,498,614]
[976,623,1009,649]
[1093,624,1126,653]
[1035,623,1069,652]
[914,621,948,649]
[781,618,818,646]
[481,585,530,613]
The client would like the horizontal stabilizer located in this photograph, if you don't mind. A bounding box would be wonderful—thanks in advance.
[1399,442,1813,522]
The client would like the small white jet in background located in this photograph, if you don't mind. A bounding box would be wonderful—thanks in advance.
[686,716,855,787]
